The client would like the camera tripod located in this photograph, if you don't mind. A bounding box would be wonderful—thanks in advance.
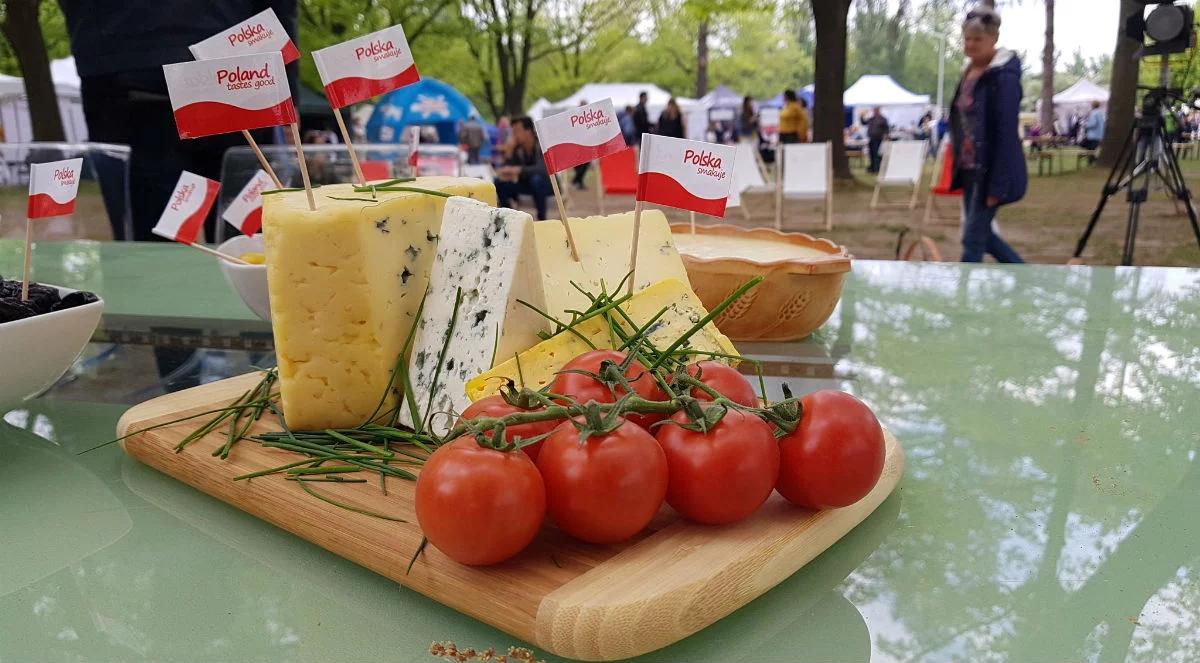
[1074,86,1200,265]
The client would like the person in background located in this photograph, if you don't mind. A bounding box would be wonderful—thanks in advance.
[866,107,891,173]
[495,115,511,148]
[739,96,758,142]
[619,105,636,145]
[59,0,298,243]
[655,98,685,138]
[949,6,1026,264]
[459,114,486,165]
[495,117,552,220]
[778,89,806,143]
[798,97,812,142]
[633,92,651,143]
[1080,101,1104,164]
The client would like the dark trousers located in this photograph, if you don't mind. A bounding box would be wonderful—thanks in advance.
[80,73,265,243]
[496,173,553,220]
[961,172,1024,264]
[868,137,884,173]
[572,161,590,188]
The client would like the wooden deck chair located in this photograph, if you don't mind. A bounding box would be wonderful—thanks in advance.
[871,140,926,210]
[729,140,769,219]
[774,142,834,231]
[903,138,957,261]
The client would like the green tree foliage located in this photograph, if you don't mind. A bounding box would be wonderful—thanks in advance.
[0,0,69,76]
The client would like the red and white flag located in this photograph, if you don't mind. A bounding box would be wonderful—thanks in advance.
[221,169,273,236]
[636,135,737,218]
[312,24,419,109]
[407,125,420,170]
[534,98,627,173]
[152,171,220,244]
[164,52,297,139]
[189,8,300,64]
[27,158,83,219]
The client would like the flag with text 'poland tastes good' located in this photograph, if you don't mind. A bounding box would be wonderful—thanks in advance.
[164,52,297,139]
[189,8,300,64]
[152,171,220,244]
[221,169,273,236]
[313,24,419,108]
[636,135,736,217]
[534,98,626,173]
[27,158,83,219]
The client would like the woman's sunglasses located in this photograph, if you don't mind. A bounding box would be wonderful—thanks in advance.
[965,11,999,25]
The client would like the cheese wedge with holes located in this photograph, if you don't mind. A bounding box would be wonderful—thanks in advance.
[466,278,737,401]
[403,197,548,432]
[534,210,691,324]
[263,178,496,430]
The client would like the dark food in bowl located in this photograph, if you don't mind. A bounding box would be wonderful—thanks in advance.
[0,276,99,324]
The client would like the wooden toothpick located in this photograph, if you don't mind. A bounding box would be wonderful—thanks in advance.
[289,123,317,211]
[242,130,283,189]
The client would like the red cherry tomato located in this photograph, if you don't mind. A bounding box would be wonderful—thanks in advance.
[537,417,668,544]
[549,350,669,429]
[776,390,885,509]
[415,437,545,565]
[460,395,561,461]
[656,407,780,525]
[685,360,759,407]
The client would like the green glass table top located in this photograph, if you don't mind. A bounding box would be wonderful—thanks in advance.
[0,239,258,322]
[2,246,1199,662]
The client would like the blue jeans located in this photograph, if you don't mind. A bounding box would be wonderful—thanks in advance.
[961,172,1024,263]
[496,172,553,220]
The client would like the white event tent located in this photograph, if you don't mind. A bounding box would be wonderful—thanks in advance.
[1050,79,1109,130]
[548,83,707,141]
[0,56,88,143]
[843,75,931,130]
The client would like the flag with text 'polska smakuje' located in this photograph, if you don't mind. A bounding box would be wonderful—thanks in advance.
[221,169,273,236]
[312,24,419,109]
[534,98,627,173]
[636,134,736,218]
[152,171,220,244]
[27,158,83,219]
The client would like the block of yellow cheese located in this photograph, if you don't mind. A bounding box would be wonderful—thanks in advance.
[263,178,496,430]
[533,210,691,324]
[465,278,737,401]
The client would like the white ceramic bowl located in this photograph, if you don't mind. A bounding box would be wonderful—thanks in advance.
[217,235,271,321]
[0,285,104,406]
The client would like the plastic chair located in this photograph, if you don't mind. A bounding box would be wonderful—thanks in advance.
[774,142,833,231]
[728,140,768,217]
[871,140,926,210]
[598,148,637,196]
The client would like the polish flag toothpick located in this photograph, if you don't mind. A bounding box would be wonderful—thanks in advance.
[312,24,418,109]
[312,24,419,185]
[534,99,626,173]
[189,8,300,64]
[169,51,313,210]
[628,134,736,294]
[151,171,243,264]
[27,158,83,219]
[532,99,628,261]
[222,169,273,236]
[20,158,83,301]
[407,125,420,171]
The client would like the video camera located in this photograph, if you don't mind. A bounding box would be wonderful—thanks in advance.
[1127,0,1196,57]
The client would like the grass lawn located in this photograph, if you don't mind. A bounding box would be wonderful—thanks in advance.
[3,154,1199,268]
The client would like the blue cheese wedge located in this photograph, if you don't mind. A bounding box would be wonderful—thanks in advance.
[403,197,549,433]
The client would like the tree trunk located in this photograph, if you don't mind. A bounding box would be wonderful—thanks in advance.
[695,19,709,99]
[811,0,853,179]
[1,0,65,142]
[1098,0,1141,168]
[1040,0,1056,135]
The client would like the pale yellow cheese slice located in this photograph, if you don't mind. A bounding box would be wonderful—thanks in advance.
[534,210,691,325]
[465,278,738,401]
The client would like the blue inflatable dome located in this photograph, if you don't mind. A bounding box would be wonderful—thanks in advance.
[365,78,487,146]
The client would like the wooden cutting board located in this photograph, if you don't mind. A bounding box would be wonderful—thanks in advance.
[118,373,905,661]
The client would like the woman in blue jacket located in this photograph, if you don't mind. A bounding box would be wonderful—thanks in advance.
[949,7,1027,263]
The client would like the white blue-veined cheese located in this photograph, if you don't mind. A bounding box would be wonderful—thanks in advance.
[403,197,549,434]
